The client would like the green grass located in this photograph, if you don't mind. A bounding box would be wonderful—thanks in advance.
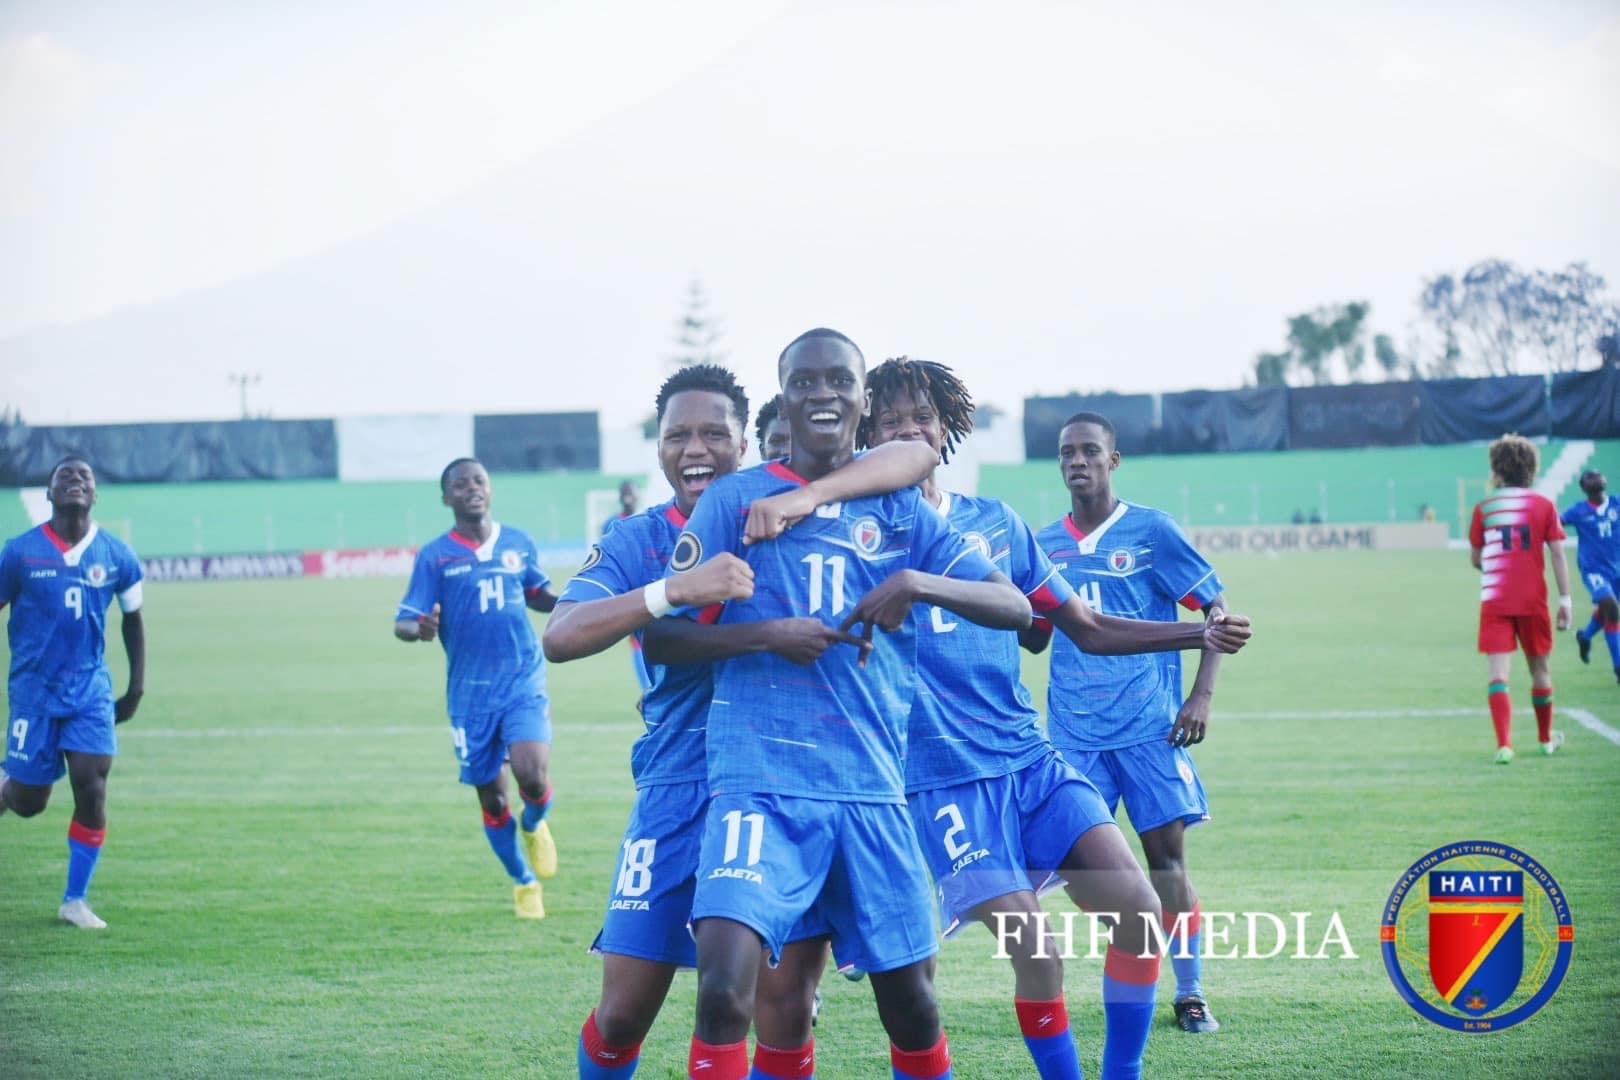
[2,552,1618,1078]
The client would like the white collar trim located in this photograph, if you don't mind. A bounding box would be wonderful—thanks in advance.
[1075,501,1128,555]
[60,522,99,567]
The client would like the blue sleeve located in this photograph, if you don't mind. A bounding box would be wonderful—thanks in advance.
[119,540,144,589]
[1560,503,1577,526]
[1001,503,1074,611]
[396,548,439,620]
[560,523,642,603]
[1151,515,1222,611]
[664,478,740,620]
[910,496,998,581]
[0,539,18,607]
[522,534,549,593]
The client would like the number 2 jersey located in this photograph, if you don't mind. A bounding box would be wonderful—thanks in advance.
[0,522,145,715]
[558,500,710,788]
[1035,502,1222,752]
[667,460,1000,805]
[1560,494,1620,584]
[904,492,1073,793]
[396,523,549,718]
[1468,488,1565,615]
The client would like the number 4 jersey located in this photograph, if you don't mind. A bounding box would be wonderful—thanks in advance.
[1469,488,1565,615]
[396,523,550,718]
[0,522,144,716]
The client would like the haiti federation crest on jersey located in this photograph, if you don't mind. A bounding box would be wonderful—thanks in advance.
[1381,841,1573,1032]
[851,516,883,557]
[961,531,992,560]
[501,550,523,573]
[86,564,108,587]
[1107,548,1135,574]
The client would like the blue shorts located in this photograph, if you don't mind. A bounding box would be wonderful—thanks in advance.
[691,793,939,975]
[5,700,117,786]
[449,696,550,786]
[1581,569,1618,606]
[592,780,708,968]
[908,752,1113,936]
[1059,740,1210,834]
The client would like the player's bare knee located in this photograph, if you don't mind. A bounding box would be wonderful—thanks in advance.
[693,972,754,1039]
[593,999,656,1048]
[5,784,50,817]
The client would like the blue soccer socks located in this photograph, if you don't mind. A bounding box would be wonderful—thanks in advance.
[578,1011,641,1078]
[890,1034,952,1079]
[1165,903,1204,1001]
[1015,996,1081,1079]
[1101,946,1159,1080]
[64,819,105,902]
[482,807,534,884]
[521,783,552,832]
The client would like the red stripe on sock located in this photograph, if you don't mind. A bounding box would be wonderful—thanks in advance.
[68,820,106,847]
[1015,996,1070,1037]
[890,1034,951,1078]
[521,783,551,807]
[482,807,511,829]
[1606,622,1620,633]
[1162,902,1201,938]
[1105,944,1161,985]
[688,1036,748,1080]
[753,1039,815,1079]
[581,1011,640,1068]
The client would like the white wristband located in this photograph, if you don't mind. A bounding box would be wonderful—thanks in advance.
[643,579,673,619]
[1558,595,1572,609]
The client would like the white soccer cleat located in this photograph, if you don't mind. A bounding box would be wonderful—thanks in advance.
[58,898,108,929]
[1540,731,1565,755]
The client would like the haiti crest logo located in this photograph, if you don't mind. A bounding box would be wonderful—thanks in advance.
[1380,841,1573,1032]
[1107,548,1135,573]
[851,516,883,556]
[86,564,108,587]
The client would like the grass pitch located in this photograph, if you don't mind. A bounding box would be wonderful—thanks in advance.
[2,549,1618,1078]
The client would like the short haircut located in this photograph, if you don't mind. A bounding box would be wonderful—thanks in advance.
[858,357,975,463]
[1580,469,1603,486]
[754,395,784,446]
[655,363,749,430]
[777,328,865,381]
[1487,434,1539,489]
[49,455,91,483]
[1061,411,1117,449]
[439,457,482,493]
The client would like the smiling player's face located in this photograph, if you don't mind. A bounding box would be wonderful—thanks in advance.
[780,338,866,463]
[442,462,491,519]
[47,459,97,513]
[659,390,744,516]
[868,386,945,461]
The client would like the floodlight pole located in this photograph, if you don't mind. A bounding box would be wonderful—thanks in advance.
[229,372,262,419]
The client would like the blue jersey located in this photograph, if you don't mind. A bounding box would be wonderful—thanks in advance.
[904,492,1073,793]
[1036,502,1222,751]
[667,460,1001,804]
[1560,496,1620,580]
[396,523,549,718]
[0,523,144,715]
[560,500,710,788]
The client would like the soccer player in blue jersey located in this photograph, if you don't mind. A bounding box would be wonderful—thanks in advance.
[0,456,146,929]
[395,457,561,919]
[861,360,1249,1080]
[545,364,938,1079]
[755,395,792,461]
[1027,412,1237,1036]
[647,329,1031,1080]
[1562,469,1620,683]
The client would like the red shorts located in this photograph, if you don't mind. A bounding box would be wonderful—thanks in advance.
[1478,609,1552,656]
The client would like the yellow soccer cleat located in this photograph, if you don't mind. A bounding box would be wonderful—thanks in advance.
[514,880,545,920]
[521,819,558,880]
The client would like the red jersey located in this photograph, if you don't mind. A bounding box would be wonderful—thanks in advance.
[1469,488,1565,616]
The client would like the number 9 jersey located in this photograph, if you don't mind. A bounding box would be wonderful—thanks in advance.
[0,522,144,717]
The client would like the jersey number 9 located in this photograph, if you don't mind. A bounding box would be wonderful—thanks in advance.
[64,585,83,620]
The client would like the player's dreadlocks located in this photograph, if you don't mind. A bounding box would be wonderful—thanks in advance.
[655,363,749,432]
[1488,433,1539,490]
[754,395,784,447]
[858,357,975,464]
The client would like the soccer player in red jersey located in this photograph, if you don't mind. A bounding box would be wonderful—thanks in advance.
[1468,434,1572,763]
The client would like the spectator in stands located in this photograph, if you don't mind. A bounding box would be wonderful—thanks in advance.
[1291,509,1306,525]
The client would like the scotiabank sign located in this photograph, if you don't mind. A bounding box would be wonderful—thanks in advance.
[143,547,418,582]
[303,547,418,578]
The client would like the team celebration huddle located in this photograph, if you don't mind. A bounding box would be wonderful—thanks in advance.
[395,326,1251,1080]
[8,326,1598,1076]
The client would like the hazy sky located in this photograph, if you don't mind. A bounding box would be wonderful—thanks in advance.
[2,0,1617,427]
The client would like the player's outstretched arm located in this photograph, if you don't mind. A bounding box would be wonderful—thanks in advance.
[743,441,938,544]
[841,569,1030,643]
[1169,597,1230,747]
[1048,594,1204,655]
[544,554,754,662]
[114,609,145,724]
[641,614,868,666]
[525,585,560,613]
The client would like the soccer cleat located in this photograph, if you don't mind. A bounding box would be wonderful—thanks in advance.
[58,898,107,929]
[520,819,558,880]
[1173,996,1220,1033]
[1494,746,1515,765]
[514,881,546,920]
[1576,631,1591,664]
[1540,731,1565,755]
